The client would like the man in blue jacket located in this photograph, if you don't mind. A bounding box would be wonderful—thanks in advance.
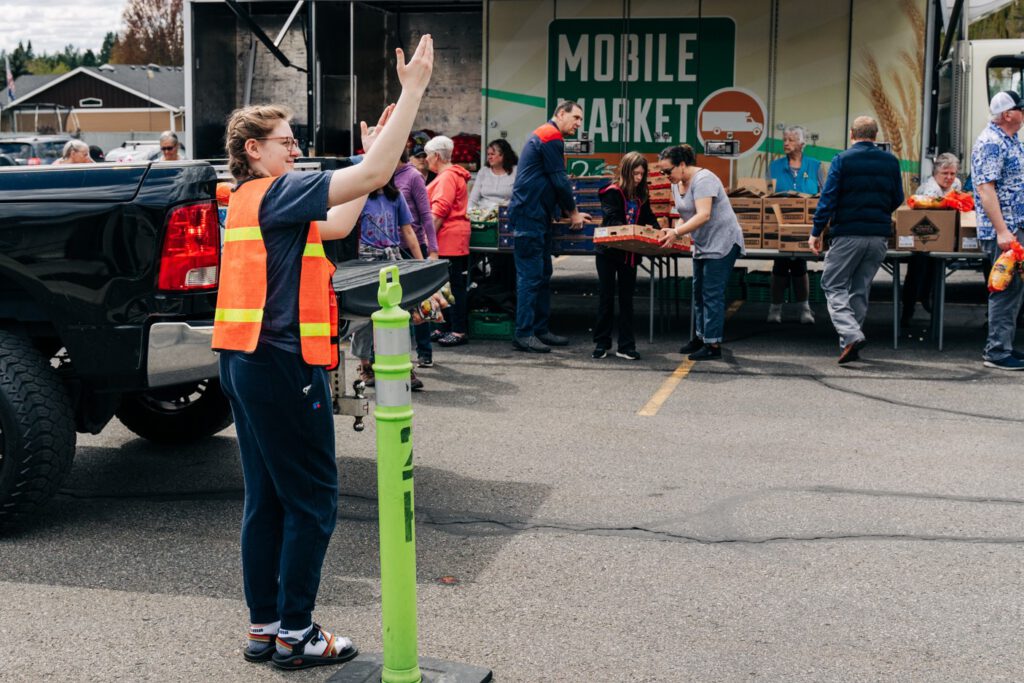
[809,116,903,364]
[508,100,590,353]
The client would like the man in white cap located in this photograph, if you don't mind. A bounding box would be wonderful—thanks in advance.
[971,89,1024,370]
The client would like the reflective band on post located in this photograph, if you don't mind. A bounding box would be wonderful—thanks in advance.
[223,226,263,242]
[303,243,326,258]
[215,307,264,323]
[375,378,411,407]
[374,327,410,357]
[299,322,331,337]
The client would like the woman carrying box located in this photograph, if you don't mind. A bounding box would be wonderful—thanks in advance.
[658,144,745,361]
[592,151,659,360]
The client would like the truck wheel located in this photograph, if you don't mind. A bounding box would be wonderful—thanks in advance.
[116,379,233,444]
[0,331,76,529]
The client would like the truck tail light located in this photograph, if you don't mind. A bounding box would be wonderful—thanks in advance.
[158,201,220,291]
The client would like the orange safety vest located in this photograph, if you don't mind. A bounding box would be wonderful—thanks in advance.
[211,176,338,368]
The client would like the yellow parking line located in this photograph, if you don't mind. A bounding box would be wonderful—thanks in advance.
[638,359,694,416]
[638,299,745,416]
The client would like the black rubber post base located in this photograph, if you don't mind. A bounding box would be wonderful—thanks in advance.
[326,653,493,683]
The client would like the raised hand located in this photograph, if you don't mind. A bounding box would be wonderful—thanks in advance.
[360,104,396,153]
[396,34,434,95]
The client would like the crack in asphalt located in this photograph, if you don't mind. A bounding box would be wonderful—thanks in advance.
[56,486,1024,547]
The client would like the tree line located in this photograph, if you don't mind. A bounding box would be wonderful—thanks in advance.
[2,0,183,79]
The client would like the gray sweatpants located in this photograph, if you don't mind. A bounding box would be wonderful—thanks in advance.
[821,235,888,348]
[980,238,1024,361]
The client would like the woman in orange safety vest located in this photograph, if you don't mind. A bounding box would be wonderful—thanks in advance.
[212,36,433,672]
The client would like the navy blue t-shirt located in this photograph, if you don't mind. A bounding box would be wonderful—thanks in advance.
[235,171,333,354]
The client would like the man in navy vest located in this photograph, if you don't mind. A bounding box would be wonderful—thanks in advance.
[507,100,591,353]
[809,116,903,364]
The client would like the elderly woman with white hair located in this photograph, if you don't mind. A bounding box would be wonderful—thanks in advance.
[54,139,93,165]
[767,125,825,324]
[159,131,182,161]
[901,152,963,326]
[425,135,472,346]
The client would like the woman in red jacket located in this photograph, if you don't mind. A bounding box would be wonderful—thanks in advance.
[425,135,472,346]
[593,151,658,360]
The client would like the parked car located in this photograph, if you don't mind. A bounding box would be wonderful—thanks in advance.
[0,135,73,165]
[0,153,17,166]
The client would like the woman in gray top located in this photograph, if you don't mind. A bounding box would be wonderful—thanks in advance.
[658,144,745,360]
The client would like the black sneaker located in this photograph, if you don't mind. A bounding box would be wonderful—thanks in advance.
[615,349,641,360]
[679,337,703,354]
[688,344,721,361]
[1011,349,1024,361]
[410,371,424,391]
[417,356,433,368]
[592,347,608,359]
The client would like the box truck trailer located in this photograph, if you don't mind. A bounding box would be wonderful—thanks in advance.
[185,0,1024,186]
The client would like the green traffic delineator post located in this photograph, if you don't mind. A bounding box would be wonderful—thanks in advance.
[371,266,421,683]
[327,266,491,683]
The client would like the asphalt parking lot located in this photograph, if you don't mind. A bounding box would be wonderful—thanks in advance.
[2,256,1022,682]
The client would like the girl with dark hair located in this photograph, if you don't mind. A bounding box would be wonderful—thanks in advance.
[352,178,424,387]
[469,138,519,211]
[657,144,745,361]
[592,151,658,360]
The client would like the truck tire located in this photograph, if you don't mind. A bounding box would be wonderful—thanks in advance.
[0,330,76,529]
[116,379,233,444]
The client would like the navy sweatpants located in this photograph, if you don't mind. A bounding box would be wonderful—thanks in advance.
[219,344,338,630]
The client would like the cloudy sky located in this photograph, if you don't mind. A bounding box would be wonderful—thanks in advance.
[1,0,125,56]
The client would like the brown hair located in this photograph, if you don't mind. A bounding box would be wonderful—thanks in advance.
[618,152,649,202]
[224,104,292,181]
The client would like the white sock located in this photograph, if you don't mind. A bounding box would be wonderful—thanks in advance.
[800,301,812,311]
[769,304,782,313]
[249,620,280,636]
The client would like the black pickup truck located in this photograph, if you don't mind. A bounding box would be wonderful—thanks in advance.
[0,161,226,527]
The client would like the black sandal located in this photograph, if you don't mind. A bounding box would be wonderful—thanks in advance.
[271,624,358,671]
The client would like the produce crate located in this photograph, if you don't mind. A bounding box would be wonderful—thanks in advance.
[469,221,499,248]
[469,310,514,340]
[655,276,693,300]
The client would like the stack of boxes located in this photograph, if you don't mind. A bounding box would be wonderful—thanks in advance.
[767,198,815,251]
[647,170,675,230]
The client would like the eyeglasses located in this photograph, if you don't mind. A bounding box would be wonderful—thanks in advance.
[160,146,177,152]
[257,136,300,151]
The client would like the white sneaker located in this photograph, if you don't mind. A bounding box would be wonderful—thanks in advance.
[766,305,782,324]
[799,305,815,324]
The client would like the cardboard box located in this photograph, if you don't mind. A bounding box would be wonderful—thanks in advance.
[894,207,957,252]
[729,197,763,224]
[648,186,674,201]
[764,198,808,225]
[593,224,690,255]
[957,211,980,251]
[776,223,814,252]
[728,177,770,197]
[739,221,762,249]
[762,227,780,250]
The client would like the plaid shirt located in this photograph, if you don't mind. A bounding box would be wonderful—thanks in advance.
[971,121,1024,240]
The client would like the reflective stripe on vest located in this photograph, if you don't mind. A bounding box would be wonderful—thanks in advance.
[212,177,338,367]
